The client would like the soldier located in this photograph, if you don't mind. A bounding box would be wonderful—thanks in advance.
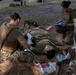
[55,1,76,45]
[0,13,35,74]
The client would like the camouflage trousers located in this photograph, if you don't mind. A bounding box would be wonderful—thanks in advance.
[55,25,74,45]
[0,50,34,63]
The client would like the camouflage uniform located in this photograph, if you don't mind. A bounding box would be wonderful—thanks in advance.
[0,23,34,63]
[22,21,62,56]
[31,39,60,55]
[56,8,76,45]
[24,28,60,55]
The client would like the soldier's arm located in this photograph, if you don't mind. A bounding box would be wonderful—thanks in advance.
[20,39,30,49]
[67,23,74,26]
[57,45,72,50]
[15,29,30,49]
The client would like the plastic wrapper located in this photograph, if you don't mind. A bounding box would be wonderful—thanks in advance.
[55,51,70,62]
[38,62,56,74]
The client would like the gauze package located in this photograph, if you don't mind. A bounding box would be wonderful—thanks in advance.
[39,62,56,74]
[55,51,70,62]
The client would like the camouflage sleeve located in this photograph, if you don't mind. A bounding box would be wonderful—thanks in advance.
[13,29,26,43]
[71,9,76,20]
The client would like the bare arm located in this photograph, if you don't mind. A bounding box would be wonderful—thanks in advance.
[67,23,74,26]
[58,45,72,50]
[20,40,30,49]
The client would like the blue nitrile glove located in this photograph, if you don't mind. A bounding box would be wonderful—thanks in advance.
[61,22,67,27]
[53,22,60,26]
[53,22,67,27]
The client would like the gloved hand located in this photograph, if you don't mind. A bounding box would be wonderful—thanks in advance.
[53,22,60,26]
[53,22,67,27]
[61,22,67,27]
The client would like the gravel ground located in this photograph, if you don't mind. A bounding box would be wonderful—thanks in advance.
[0,4,61,26]
[0,2,76,27]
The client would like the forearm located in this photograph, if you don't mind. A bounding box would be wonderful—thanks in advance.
[58,45,72,50]
[20,40,30,49]
[67,23,74,26]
